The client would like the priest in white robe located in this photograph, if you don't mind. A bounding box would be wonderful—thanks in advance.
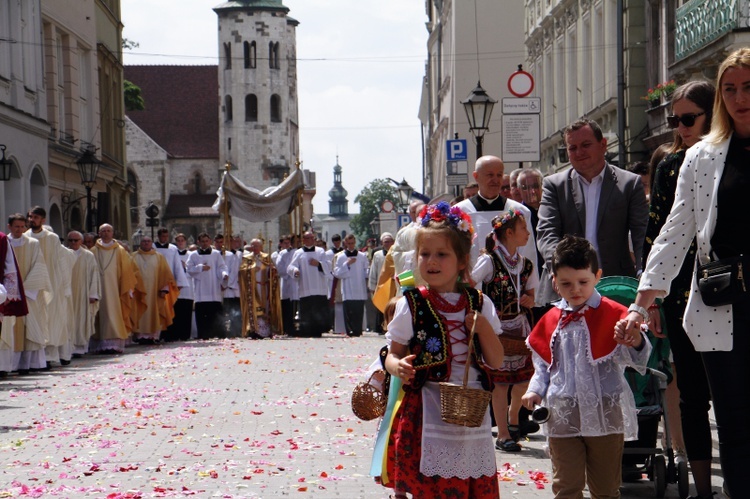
[7,214,51,373]
[332,234,369,337]
[287,231,331,337]
[26,206,74,367]
[0,228,26,376]
[186,232,229,339]
[65,231,100,355]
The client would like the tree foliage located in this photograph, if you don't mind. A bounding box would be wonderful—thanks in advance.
[124,80,145,111]
[350,179,398,244]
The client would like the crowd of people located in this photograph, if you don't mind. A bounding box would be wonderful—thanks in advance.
[370,48,750,499]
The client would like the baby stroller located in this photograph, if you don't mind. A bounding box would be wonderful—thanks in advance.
[596,276,689,498]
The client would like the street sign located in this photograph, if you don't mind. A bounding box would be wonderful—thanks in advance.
[446,160,468,175]
[507,68,535,98]
[502,114,541,162]
[447,174,468,186]
[446,139,468,161]
[502,97,541,114]
[397,213,411,229]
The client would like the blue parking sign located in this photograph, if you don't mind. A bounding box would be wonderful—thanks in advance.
[446,139,468,161]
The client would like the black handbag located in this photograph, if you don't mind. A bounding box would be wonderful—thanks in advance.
[696,255,748,307]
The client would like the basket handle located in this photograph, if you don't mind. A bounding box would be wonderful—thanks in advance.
[461,311,479,388]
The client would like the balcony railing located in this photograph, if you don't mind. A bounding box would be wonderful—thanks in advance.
[675,0,748,61]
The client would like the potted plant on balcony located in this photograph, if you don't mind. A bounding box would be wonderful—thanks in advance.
[641,87,662,108]
[658,80,677,101]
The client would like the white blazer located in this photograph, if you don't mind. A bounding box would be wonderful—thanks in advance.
[639,137,735,351]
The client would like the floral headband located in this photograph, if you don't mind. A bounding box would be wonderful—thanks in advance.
[418,201,474,235]
[492,209,523,230]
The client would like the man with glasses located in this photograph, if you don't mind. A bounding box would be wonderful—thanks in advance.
[517,168,545,273]
[536,118,648,305]
[66,231,100,356]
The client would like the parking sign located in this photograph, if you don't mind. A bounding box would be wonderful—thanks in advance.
[446,139,468,161]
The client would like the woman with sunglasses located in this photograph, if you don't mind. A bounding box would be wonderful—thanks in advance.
[621,47,750,498]
[642,80,715,499]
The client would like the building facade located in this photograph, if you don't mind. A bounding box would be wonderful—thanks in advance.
[313,159,353,245]
[0,0,49,223]
[419,0,526,199]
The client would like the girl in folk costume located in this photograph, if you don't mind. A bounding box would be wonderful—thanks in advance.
[383,202,505,498]
[471,210,538,452]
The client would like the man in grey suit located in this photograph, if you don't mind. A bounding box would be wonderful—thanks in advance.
[536,118,648,305]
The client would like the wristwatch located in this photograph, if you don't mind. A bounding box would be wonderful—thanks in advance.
[627,303,649,323]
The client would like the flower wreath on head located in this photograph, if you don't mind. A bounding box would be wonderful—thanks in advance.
[492,209,524,230]
[418,201,475,235]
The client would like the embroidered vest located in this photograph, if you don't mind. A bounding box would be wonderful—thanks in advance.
[403,286,489,390]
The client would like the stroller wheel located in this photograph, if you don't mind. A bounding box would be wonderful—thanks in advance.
[653,454,667,498]
[677,459,689,498]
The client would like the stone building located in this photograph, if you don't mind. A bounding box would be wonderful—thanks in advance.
[213,0,301,246]
[125,65,222,242]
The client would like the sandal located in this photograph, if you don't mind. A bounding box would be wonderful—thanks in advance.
[495,438,522,452]
[508,424,521,443]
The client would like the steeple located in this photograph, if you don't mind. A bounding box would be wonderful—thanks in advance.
[328,156,348,217]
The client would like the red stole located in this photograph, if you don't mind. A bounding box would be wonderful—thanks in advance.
[527,297,626,364]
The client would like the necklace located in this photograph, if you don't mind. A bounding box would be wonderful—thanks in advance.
[426,287,468,313]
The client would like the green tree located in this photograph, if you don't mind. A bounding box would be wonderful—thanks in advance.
[350,179,398,244]
[124,80,145,111]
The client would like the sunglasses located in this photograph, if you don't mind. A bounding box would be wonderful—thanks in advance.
[520,183,540,190]
[66,238,81,242]
[667,112,705,128]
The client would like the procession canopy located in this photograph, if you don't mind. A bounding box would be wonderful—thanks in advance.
[213,167,305,222]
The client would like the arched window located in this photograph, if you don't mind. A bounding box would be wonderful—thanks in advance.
[244,41,256,69]
[270,94,281,123]
[128,169,139,223]
[224,42,232,69]
[273,42,280,69]
[225,95,233,121]
[245,94,258,122]
[268,41,274,69]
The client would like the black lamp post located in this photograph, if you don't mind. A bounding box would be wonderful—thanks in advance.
[369,216,380,239]
[395,179,414,213]
[145,202,160,239]
[462,82,497,159]
[0,145,13,181]
[75,147,100,232]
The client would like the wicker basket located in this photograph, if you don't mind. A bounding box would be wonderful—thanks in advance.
[499,334,530,357]
[439,311,492,427]
[351,370,387,421]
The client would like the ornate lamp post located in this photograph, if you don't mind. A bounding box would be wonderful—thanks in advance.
[462,82,497,158]
[0,145,13,181]
[75,147,100,232]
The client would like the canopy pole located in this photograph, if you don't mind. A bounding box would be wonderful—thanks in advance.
[223,161,233,243]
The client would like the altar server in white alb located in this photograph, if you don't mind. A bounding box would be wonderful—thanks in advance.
[287,231,331,338]
[65,231,100,356]
[26,206,74,367]
[6,213,51,373]
[186,232,229,339]
[333,234,369,337]
[274,235,299,336]
[167,233,195,342]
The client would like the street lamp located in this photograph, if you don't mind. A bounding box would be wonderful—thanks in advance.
[75,146,100,232]
[0,145,13,181]
[369,216,380,238]
[386,177,415,213]
[462,82,497,158]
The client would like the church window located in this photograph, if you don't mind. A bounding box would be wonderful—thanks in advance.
[245,94,258,121]
[224,42,232,69]
[225,95,233,121]
[128,169,139,223]
[269,41,280,69]
[270,94,281,122]
[244,41,256,69]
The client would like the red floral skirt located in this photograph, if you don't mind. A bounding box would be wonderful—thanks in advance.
[383,388,500,498]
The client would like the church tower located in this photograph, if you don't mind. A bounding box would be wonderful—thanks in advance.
[328,157,348,217]
[213,0,300,246]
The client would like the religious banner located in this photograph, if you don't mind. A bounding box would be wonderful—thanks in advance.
[212,168,305,222]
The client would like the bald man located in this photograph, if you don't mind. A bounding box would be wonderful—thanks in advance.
[455,156,537,269]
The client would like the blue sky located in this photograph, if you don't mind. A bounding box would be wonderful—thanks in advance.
[121,0,427,215]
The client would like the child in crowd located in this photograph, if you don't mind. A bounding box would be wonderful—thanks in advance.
[522,235,651,498]
[383,202,505,498]
[471,209,538,452]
